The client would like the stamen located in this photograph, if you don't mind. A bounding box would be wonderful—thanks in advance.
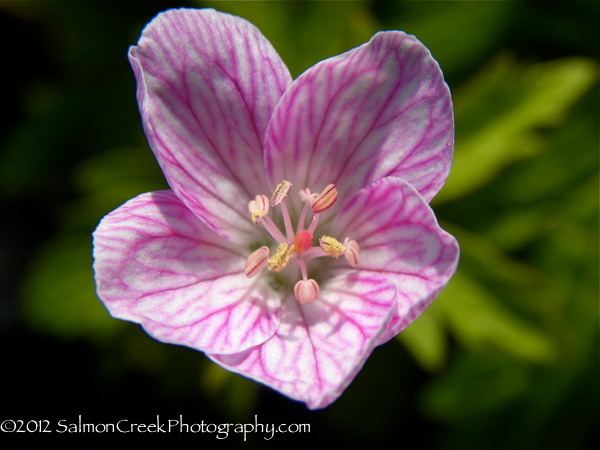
[297,189,316,233]
[311,184,338,213]
[343,238,360,266]
[297,257,308,281]
[294,279,319,305]
[270,180,292,206]
[259,215,286,244]
[319,235,346,258]
[268,243,294,272]
[280,199,295,242]
[307,214,320,234]
[297,201,309,232]
[302,246,327,260]
[270,180,294,241]
[245,246,269,277]
[248,194,269,224]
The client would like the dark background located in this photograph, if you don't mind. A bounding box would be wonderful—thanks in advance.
[1,0,598,447]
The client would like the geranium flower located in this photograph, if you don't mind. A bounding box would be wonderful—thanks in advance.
[93,8,459,409]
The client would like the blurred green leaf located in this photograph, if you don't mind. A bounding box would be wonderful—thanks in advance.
[421,351,530,424]
[204,0,378,77]
[21,234,119,341]
[497,98,599,206]
[435,56,597,203]
[64,146,167,231]
[397,304,447,371]
[396,1,514,79]
[443,221,541,286]
[439,271,555,363]
[201,362,258,419]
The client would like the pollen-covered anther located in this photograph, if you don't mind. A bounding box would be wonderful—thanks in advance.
[319,235,346,258]
[343,238,360,267]
[268,242,295,272]
[245,246,269,277]
[294,279,320,305]
[311,184,338,213]
[248,194,270,224]
[270,180,292,206]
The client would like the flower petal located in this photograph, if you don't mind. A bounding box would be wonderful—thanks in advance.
[264,31,453,204]
[211,273,396,409]
[129,9,292,242]
[93,191,280,354]
[332,177,459,344]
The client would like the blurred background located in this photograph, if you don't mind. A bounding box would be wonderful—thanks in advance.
[0,0,597,447]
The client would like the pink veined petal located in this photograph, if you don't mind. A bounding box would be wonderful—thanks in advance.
[210,273,396,409]
[264,31,453,205]
[92,191,280,354]
[331,177,459,344]
[129,8,292,243]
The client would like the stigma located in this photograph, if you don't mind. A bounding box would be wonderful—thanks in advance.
[244,180,360,304]
[294,230,313,252]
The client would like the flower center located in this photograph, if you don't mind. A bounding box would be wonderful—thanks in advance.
[245,180,360,304]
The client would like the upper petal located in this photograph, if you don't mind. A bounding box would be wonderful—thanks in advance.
[129,8,292,243]
[93,191,280,354]
[264,31,453,204]
[211,272,396,409]
[332,177,459,344]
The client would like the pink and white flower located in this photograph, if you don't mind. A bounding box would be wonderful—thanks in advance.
[93,8,459,409]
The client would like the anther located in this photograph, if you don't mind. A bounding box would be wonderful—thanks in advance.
[245,246,269,277]
[294,279,320,305]
[343,238,360,267]
[319,235,346,258]
[311,184,338,213]
[268,243,294,272]
[271,180,292,206]
[248,194,270,224]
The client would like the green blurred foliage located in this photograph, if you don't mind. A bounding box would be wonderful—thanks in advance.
[2,0,597,448]
[437,55,596,203]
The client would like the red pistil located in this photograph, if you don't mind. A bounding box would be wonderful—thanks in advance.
[294,230,313,253]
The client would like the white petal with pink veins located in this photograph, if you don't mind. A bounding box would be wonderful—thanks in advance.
[211,273,396,409]
[264,31,453,205]
[93,191,280,354]
[332,177,459,344]
[129,9,292,243]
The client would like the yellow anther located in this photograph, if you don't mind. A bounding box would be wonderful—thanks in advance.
[319,235,346,258]
[271,180,292,206]
[268,243,295,272]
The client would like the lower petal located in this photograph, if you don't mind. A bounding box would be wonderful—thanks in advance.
[93,191,280,354]
[332,177,459,344]
[210,272,396,409]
